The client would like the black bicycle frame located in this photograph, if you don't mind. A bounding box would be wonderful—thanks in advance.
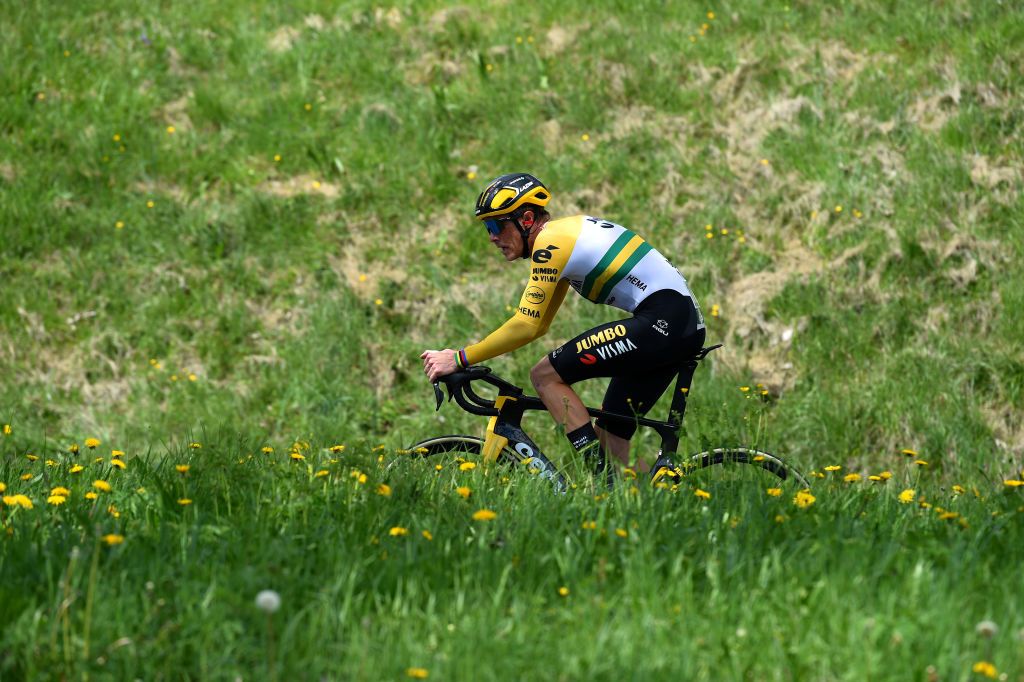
[433,345,723,463]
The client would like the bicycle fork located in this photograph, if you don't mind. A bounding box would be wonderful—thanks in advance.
[483,395,566,492]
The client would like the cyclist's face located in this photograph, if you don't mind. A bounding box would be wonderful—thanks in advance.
[488,220,521,261]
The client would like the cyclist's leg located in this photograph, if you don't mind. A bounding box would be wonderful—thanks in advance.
[530,357,590,432]
[595,371,678,470]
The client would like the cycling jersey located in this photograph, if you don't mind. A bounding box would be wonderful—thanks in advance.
[462,215,704,365]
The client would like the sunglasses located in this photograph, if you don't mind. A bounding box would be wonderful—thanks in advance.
[484,218,507,236]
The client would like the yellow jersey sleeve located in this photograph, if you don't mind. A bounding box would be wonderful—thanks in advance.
[462,233,574,365]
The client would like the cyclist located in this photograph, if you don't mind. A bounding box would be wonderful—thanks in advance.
[421,173,705,477]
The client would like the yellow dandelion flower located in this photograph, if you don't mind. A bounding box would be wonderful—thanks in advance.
[615,528,628,538]
[710,304,720,317]
[389,526,408,537]
[110,459,126,470]
[92,480,111,492]
[0,483,5,493]
[20,473,32,481]
[793,490,816,509]
[26,454,39,462]
[972,661,997,678]
[422,530,433,541]
[376,483,392,496]
[774,514,787,523]
[166,125,175,134]
[111,450,125,458]
[304,103,312,111]
[694,488,711,500]
[178,498,193,506]
[914,460,928,467]
[69,443,79,454]
[45,459,58,467]
[102,534,125,546]
[834,205,843,213]
[1004,479,1023,488]
[869,475,882,482]
[952,484,965,494]
[70,464,84,473]
[707,11,715,19]
[406,668,429,679]
[107,504,120,518]
[176,464,190,474]
[3,494,33,509]
[898,489,915,504]
[330,444,346,453]
[273,154,281,162]
[456,486,471,499]
[844,473,862,483]
[879,471,893,480]
[2,424,11,435]
[766,487,782,497]
[472,509,496,521]
[312,469,328,478]
[290,452,305,461]
[558,586,570,597]
[901,449,918,457]
[374,299,383,306]
[47,494,67,505]
[85,438,100,449]
[85,491,98,500]
[581,133,590,142]
[93,457,104,464]
[466,171,477,180]
[459,462,476,471]
[824,465,841,472]
[622,468,637,479]
[581,520,597,530]
[50,486,70,497]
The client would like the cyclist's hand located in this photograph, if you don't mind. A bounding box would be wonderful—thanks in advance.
[420,349,458,382]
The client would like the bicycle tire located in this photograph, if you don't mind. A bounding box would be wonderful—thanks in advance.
[684,446,810,488]
[404,435,519,465]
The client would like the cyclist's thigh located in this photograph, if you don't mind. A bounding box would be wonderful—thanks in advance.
[548,316,665,385]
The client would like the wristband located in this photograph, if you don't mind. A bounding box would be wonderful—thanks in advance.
[456,349,469,369]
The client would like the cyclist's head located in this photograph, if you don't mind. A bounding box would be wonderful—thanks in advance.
[475,173,551,237]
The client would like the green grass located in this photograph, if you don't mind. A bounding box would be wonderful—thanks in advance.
[2,0,1023,679]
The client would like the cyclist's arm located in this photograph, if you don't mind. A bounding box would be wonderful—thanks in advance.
[462,279,569,365]
[461,236,573,365]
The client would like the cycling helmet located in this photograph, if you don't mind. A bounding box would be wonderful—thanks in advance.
[475,173,551,259]
[475,173,550,220]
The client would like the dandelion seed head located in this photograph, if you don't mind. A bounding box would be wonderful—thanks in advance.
[255,589,281,613]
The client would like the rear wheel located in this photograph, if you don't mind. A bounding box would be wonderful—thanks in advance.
[653,446,810,489]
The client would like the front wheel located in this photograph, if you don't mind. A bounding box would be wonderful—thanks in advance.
[400,435,517,465]
[398,435,567,492]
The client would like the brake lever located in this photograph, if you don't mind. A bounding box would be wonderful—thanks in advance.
[433,382,444,411]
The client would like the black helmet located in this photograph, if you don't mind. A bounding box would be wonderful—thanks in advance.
[474,173,551,220]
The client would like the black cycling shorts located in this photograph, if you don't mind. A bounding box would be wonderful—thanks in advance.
[548,289,706,440]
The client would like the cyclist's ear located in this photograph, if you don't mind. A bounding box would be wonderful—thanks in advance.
[521,210,535,228]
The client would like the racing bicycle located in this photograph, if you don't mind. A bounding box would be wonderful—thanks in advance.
[403,344,810,492]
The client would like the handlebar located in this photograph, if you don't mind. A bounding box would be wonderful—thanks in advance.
[431,366,522,417]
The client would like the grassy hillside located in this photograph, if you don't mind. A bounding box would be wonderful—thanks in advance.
[2,0,1023,679]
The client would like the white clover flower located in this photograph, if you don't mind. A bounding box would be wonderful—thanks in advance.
[255,590,281,614]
